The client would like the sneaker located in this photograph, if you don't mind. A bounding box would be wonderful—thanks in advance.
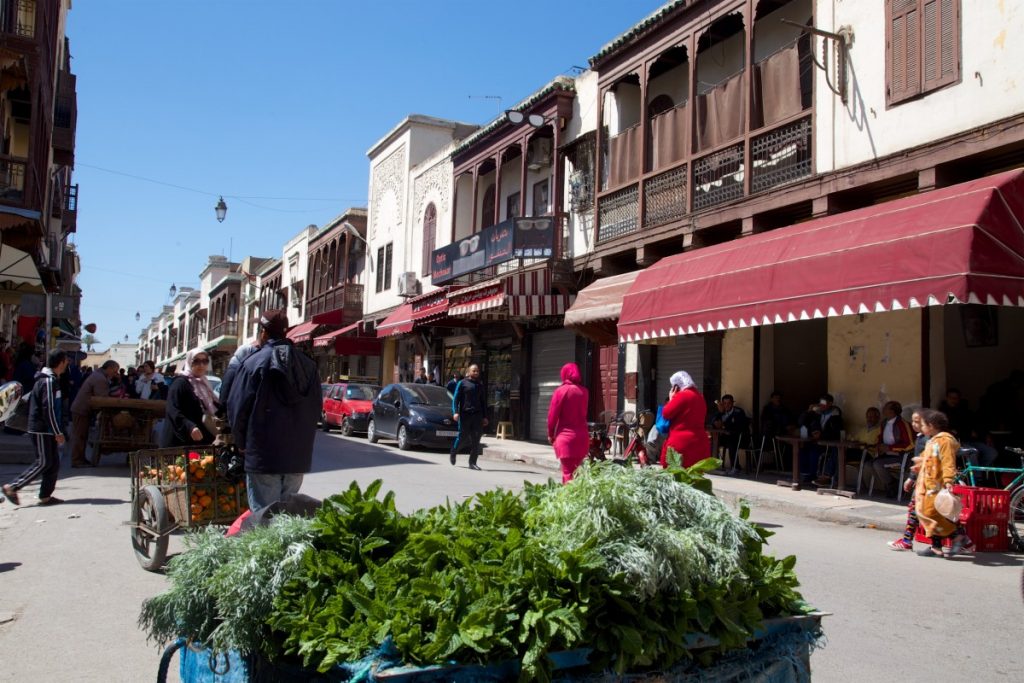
[945,534,971,558]
[469,464,481,471]
[888,538,913,551]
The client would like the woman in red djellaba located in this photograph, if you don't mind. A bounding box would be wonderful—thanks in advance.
[547,362,590,483]
[661,370,711,468]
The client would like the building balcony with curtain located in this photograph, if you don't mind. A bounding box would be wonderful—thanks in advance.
[306,283,363,324]
[593,0,814,245]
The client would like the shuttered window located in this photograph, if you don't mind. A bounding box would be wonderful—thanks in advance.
[887,0,960,106]
[421,203,436,277]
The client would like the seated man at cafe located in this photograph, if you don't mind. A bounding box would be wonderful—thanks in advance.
[797,393,844,486]
[844,406,881,486]
[938,388,998,468]
[760,391,794,439]
[712,394,750,472]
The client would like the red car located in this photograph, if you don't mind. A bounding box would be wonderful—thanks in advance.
[322,382,380,436]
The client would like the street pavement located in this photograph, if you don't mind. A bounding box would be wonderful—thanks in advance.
[0,431,1020,681]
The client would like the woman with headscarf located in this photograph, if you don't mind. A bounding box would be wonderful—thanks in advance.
[547,362,590,483]
[159,349,218,448]
[660,370,711,468]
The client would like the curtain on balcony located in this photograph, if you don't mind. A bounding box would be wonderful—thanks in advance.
[696,71,743,151]
[607,124,641,188]
[650,103,688,170]
[754,43,803,128]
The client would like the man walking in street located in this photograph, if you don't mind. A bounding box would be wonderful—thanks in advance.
[450,363,487,470]
[2,349,69,506]
[226,310,322,511]
[68,360,119,468]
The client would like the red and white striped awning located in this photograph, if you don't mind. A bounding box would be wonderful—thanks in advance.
[447,269,572,318]
[376,303,414,338]
[618,169,1024,342]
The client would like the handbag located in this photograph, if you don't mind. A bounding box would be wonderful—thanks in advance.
[4,394,30,433]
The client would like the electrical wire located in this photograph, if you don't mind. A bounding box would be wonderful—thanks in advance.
[76,163,364,203]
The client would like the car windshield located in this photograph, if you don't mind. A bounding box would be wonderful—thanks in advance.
[346,384,378,401]
[404,384,452,407]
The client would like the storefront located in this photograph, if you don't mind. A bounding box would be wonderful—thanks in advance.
[528,328,577,441]
[616,169,1024,432]
[313,321,383,383]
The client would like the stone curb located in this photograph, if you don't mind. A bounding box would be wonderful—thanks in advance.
[479,442,907,533]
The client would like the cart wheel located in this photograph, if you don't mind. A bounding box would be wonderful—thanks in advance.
[132,485,169,571]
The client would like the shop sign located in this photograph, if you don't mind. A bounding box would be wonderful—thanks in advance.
[432,217,555,285]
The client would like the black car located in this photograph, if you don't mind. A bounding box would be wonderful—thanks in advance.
[367,383,458,450]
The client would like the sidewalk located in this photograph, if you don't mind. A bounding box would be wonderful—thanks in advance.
[479,437,909,533]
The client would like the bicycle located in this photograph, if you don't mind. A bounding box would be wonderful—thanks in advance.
[953,446,1024,552]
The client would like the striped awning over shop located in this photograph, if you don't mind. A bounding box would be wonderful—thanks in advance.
[446,269,571,318]
[376,303,415,337]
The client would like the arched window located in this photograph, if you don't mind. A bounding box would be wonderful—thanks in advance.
[422,203,437,277]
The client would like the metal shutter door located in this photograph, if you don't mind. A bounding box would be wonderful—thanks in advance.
[655,336,705,404]
[530,329,577,440]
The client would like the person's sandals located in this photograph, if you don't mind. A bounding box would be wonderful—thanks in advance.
[916,545,943,557]
[2,484,19,505]
[36,497,63,506]
[888,538,913,551]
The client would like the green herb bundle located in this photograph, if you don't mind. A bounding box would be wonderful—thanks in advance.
[139,515,315,655]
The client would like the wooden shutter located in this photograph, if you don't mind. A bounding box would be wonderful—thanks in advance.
[922,0,960,90]
[383,243,393,291]
[887,0,922,105]
[421,203,436,277]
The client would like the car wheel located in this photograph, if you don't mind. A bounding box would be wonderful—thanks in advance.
[340,417,354,437]
[397,424,411,451]
[321,412,331,432]
[367,419,379,444]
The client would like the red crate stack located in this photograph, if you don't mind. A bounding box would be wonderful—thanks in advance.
[914,485,1010,552]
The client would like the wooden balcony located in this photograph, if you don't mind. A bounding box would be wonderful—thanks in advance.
[209,321,238,339]
[52,71,77,166]
[0,154,28,208]
[305,283,362,324]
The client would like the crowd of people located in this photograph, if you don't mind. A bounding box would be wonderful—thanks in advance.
[1,309,324,514]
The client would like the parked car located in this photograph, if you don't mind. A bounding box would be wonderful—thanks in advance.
[367,383,458,450]
[207,375,222,401]
[322,382,380,436]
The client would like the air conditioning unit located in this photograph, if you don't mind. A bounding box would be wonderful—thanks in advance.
[397,271,421,297]
[526,138,552,171]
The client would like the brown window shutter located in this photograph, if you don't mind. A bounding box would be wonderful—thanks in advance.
[923,0,960,90]
[887,0,922,105]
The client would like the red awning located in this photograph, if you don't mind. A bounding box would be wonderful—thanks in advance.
[564,271,640,345]
[286,321,322,344]
[314,321,382,355]
[618,169,1024,342]
[313,321,360,348]
[376,303,414,337]
[311,309,348,326]
[409,287,458,325]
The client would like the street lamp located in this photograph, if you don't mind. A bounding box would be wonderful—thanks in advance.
[169,283,177,298]
[124,334,129,343]
[215,196,228,223]
[135,311,141,322]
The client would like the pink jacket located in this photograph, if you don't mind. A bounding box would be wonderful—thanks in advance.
[661,386,710,468]
[547,363,590,460]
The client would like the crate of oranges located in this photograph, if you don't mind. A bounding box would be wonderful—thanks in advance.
[131,446,248,528]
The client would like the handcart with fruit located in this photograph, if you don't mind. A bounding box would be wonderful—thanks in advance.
[129,445,249,572]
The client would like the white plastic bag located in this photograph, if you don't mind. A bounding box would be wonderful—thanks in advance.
[935,488,963,523]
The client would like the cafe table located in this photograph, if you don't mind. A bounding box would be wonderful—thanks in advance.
[774,435,815,490]
[814,439,867,498]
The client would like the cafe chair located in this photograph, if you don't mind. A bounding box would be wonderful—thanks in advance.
[753,433,783,477]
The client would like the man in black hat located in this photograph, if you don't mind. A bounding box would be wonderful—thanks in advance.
[226,310,322,511]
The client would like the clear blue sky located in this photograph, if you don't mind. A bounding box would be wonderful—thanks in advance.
[70,0,663,351]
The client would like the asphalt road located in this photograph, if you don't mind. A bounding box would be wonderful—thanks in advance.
[0,431,1019,682]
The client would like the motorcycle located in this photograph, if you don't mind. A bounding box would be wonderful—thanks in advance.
[587,421,612,461]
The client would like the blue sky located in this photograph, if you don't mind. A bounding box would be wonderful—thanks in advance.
[70,0,664,351]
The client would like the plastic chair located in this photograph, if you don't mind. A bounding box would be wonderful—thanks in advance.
[753,434,783,477]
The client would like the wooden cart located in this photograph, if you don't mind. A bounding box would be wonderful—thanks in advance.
[129,446,248,571]
[87,397,165,465]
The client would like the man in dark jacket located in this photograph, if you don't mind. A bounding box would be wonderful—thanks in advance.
[226,310,322,511]
[450,363,487,470]
[3,349,69,506]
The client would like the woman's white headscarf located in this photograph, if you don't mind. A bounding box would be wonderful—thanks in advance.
[670,370,696,390]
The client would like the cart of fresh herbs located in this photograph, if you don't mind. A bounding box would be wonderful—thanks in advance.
[140,460,809,680]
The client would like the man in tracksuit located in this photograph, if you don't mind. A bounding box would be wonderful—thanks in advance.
[3,349,69,506]
[450,363,487,470]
